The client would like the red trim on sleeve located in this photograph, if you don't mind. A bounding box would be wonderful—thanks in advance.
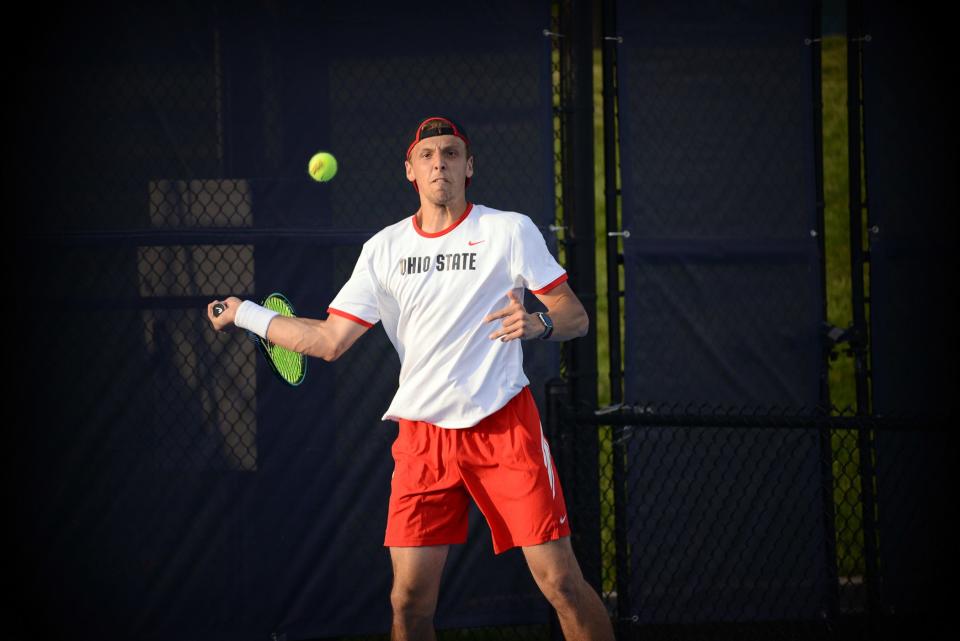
[530,273,569,295]
[412,202,474,238]
[327,307,375,328]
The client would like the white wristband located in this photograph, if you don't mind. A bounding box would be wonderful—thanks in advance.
[234,300,279,339]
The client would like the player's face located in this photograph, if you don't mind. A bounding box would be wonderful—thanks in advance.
[405,135,474,205]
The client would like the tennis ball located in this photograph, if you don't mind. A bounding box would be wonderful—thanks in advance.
[308,151,338,182]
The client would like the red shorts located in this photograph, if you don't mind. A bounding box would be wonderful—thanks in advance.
[385,386,571,554]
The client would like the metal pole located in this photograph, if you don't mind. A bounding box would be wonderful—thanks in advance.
[846,0,881,624]
[600,0,629,629]
[809,0,841,621]
[559,0,601,594]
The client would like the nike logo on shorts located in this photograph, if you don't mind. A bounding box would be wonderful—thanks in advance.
[559,515,567,524]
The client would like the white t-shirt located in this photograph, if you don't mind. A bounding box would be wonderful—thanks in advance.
[327,203,568,428]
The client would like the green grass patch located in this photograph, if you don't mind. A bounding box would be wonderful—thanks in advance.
[821,34,867,579]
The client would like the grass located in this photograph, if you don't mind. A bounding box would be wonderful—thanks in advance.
[822,36,858,414]
[821,34,867,580]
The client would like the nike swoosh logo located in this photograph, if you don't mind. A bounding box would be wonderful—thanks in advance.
[559,515,567,524]
[468,240,485,246]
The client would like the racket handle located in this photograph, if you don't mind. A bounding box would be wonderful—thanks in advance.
[213,302,225,317]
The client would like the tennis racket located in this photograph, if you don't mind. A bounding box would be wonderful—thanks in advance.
[213,292,307,387]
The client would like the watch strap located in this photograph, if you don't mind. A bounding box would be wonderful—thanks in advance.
[536,312,554,340]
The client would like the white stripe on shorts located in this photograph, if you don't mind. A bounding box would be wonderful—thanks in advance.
[539,421,556,499]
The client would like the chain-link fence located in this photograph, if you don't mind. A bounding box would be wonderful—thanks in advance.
[14,1,954,640]
[15,1,562,639]
[544,390,950,641]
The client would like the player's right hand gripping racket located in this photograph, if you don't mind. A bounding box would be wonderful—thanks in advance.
[213,292,307,387]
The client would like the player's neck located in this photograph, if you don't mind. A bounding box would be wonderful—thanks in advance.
[416,198,469,234]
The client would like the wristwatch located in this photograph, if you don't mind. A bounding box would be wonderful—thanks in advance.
[535,312,554,340]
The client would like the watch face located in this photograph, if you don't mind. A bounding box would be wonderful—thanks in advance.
[537,313,553,339]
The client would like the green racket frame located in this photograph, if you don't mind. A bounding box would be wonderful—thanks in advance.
[253,292,307,386]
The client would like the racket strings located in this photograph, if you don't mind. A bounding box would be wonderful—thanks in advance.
[261,294,306,385]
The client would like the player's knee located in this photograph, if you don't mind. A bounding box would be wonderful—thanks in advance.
[390,583,438,620]
[537,571,585,613]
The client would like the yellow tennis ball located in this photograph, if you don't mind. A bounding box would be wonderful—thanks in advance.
[308,151,338,182]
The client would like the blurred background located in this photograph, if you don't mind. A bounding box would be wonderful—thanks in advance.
[12,1,955,639]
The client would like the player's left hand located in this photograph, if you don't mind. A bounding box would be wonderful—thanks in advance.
[484,290,540,342]
[207,296,243,332]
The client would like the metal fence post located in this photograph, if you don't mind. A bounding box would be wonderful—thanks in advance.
[847,0,882,626]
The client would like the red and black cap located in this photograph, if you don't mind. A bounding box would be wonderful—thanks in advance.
[405,116,471,160]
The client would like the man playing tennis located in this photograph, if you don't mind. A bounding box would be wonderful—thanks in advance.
[208,116,614,641]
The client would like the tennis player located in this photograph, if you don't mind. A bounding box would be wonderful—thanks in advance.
[208,117,614,641]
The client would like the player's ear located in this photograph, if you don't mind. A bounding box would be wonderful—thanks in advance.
[466,154,474,178]
[405,159,415,182]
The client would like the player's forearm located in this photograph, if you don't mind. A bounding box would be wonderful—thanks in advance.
[542,297,589,341]
[266,316,341,361]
